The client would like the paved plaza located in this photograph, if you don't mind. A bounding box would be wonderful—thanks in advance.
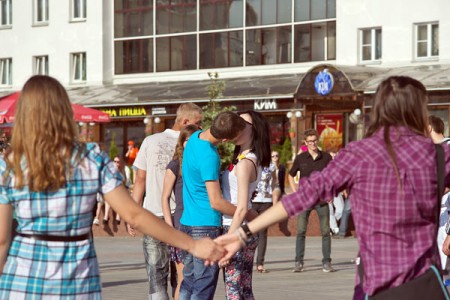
[96,235,359,300]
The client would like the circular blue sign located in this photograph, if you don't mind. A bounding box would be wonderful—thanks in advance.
[314,69,334,96]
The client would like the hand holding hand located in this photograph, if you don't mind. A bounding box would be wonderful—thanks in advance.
[191,238,226,266]
[219,259,230,268]
[215,232,243,265]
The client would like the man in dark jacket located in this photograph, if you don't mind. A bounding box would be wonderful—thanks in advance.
[288,129,334,273]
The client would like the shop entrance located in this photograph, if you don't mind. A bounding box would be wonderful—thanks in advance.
[292,64,369,152]
[102,121,146,158]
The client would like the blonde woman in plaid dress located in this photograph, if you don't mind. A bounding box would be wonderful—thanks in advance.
[0,75,225,299]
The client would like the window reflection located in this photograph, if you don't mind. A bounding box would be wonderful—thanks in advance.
[112,0,336,74]
[200,0,243,30]
[115,39,153,74]
[294,21,336,62]
[156,35,197,72]
[200,31,243,68]
[114,0,153,38]
[295,0,336,22]
[156,0,197,34]
[246,26,291,66]
[246,0,292,26]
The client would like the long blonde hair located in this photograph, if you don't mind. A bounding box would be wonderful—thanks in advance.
[6,75,84,191]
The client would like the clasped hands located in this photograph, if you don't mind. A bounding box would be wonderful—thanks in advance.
[189,232,244,267]
[126,223,243,266]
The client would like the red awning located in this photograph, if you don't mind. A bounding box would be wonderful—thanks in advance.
[71,103,111,123]
[0,92,18,124]
[0,92,110,124]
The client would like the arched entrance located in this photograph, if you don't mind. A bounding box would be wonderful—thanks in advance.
[291,64,383,153]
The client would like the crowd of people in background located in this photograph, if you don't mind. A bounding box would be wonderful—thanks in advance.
[3,74,450,300]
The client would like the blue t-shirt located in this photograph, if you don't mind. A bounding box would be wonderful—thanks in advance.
[180,131,221,226]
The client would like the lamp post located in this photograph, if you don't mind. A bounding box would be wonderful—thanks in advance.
[287,110,303,155]
[349,108,364,141]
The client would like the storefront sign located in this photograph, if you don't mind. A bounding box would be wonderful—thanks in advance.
[316,113,343,151]
[314,69,334,96]
[152,107,167,115]
[101,107,147,117]
[254,99,277,110]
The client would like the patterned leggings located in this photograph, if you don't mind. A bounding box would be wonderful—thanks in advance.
[223,225,259,300]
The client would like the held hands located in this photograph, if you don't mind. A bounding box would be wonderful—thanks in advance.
[214,231,245,265]
[191,231,246,266]
[191,238,227,266]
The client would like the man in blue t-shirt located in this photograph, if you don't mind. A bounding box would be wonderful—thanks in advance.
[179,111,246,300]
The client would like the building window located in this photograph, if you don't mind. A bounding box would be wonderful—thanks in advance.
[294,21,336,62]
[115,38,153,74]
[156,0,197,34]
[200,30,244,69]
[34,0,49,24]
[33,55,49,75]
[415,22,439,59]
[246,0,292,26]
[295,0,336,22]
[200,0,243,30]
[114,1,153,38]
[0,58,12,86]
[246,26,292,66]
[71,0,86,21]
[71,52,86,82]
[0,0,12,27]
[156,35,196,72]
[359,28,382,63]
[112,1,337,74]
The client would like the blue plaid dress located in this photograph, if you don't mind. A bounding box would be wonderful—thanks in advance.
[0,143,123,299]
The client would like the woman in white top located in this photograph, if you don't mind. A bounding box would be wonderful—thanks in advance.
[220,110,271,299]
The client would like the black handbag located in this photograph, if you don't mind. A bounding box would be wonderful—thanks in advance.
[368,265,448,300]
[360,144,450,300]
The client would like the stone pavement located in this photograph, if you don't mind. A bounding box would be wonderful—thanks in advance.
[96,235,359,300]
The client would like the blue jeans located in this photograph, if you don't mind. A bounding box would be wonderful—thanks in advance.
[143,234,170,300]
[338,199,352,237]
[295,204,331,264]
[179,225,221,300]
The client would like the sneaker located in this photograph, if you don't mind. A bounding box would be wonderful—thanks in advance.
[322,262,335,273]
[93,218,100,225]
[293,261,303,272]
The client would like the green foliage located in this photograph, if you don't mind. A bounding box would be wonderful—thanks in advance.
[279,137,293,165]
[202,72,236,171]
[108,132,119,160]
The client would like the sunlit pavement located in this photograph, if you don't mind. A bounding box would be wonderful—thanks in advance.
[96,235,358,300]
